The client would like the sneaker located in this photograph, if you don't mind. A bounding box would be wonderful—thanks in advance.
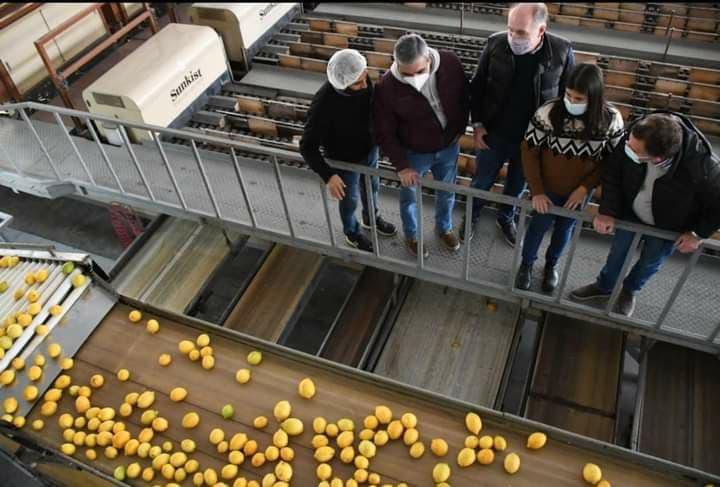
[542,263,559,293]
[459,215,476,243]
[345,232,373,252]
[361,215,397,237]
[496,219,517,247]
[405,238,429,259]
[515,263,532,290]
[570,283,611,302]
[615,288,636,317]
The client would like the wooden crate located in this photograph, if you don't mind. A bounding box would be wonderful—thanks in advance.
[688,84,720,102]
[688,68,720,85]
[592,3,621,21]
[655,78,689,96]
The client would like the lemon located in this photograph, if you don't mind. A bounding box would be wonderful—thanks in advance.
[504,452,521,474]
[298,377,316,399]
[235,368,251,384]
[128,310,142,322]
[26,289,40,303]
[431,438,448,457]
[146,319,160,334]
[0,281,7,293]
[158,353,172,366]
[116,369,130,381]
[170,387,187,402]
[62,262,75,275]
[409,441,425,458]
[465,412,482,435]
[26,303,40,317]
[478,435,494,449]
[182,412,199,429]
[72,274,86,288]
[477,448,495,465]
[457,447,476,467]
[281,418,303,436]
[273,400,291,421]
[432,463,450,483]
[49,305,62,316]
[253,415,268,429]
[527,431,547,450]
[583,463,602,484]
[374,405,392,424]
[221,404,234,419]
[494,435,508,451]
[247,350,262,365]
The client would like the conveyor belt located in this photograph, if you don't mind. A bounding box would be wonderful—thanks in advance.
[374,280,518,408]
[320,267,397,367]
[526,314,624,443]
[223,245,324,341]
[19,300,715,486]
[112,218,236,314]
[639,342,720,476]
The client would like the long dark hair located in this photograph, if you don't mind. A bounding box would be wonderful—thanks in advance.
[549,63,612,140]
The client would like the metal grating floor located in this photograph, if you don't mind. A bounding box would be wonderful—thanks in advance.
[1,117,719,349]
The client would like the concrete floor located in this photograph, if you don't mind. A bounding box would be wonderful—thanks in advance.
[0,186,131,272]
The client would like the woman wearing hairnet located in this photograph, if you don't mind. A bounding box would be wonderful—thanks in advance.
[301,49,396,252]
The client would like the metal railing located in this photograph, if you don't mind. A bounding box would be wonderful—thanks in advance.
[1,101,719,352]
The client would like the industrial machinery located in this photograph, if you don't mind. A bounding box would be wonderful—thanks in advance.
[82,23,231,143]
[189,3,301,72]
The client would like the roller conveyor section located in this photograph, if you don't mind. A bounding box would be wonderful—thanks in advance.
[525,314,625,443]
[310,2,720,68]
[111,218,237,314]
[373,280,518,408]
[7,298,714,486]
[638,342,720,476]
[0,248,114,421]
[252,15,720,137]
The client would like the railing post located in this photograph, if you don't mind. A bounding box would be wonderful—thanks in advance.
[509,205,528,289]
[554,215,584,301]
[271,154,295,238]
[18,108,61,180]
[230,148,257,229]
[463,195,473,281]
[119,125,155,201]
[319,179,336,248]
[364,172,380,258]
[605,231,643,314]
[415,179,425,270]
[153,132,187,209]
[84,117,124,192]
[189,139,222,218]
[654,247,702,330]
[52,112,96,185]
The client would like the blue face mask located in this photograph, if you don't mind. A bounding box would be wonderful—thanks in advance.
[624,143,644,164]
[563,96,587,116]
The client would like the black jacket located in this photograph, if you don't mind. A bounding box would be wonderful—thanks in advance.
[469,31,575,130]
[300,77,374,183]
[599,111,720,239]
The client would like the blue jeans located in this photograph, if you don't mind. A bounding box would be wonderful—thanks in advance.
[469,132,526,224]
[521,193,577,267]
[338,147,380,236]
[399,141,459,239]
[596,228,675,293]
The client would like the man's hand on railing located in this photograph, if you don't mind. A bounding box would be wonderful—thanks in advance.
[326,175,346,200]
[564,185,588,211]
[593,214,615,234]
[399,168,420,187]
[675,231,702,254]
[532,194,552,214]
[473,125,490,151]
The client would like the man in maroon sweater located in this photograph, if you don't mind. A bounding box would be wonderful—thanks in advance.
[374,34,470,258]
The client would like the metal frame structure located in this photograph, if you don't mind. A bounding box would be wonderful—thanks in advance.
[1,101,719,354]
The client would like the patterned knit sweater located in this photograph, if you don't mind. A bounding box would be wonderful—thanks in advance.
[522,99,625,197]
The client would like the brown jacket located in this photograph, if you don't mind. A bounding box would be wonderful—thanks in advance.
[522,100,625,197]
[521,142,602,197]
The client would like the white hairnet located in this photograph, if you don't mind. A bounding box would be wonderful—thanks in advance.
[327,49,367,90]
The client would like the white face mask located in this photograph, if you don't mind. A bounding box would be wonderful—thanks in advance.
[508,32,535,55]
[563,96,587,116]
[624,143,644,164]
[407,72,430,91]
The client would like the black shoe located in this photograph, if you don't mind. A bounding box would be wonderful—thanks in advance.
[459,215,476,243]
[406,238,429,259]
[361,215,397,237]
[615,288,636,317]
[345,232,373,252]
[570,283,611,302]
[542,263,559,293]
[515,263,532,290]
[496,219,517,247]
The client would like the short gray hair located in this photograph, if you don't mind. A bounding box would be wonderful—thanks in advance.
[509,3,548,26]
[394,33,429,66]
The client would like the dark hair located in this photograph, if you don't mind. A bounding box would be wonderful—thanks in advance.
[549,63,611,140]
[631,114,683,158]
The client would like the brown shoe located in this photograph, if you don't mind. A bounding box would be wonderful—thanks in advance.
[406,238,429,259]
[439,230,460,251]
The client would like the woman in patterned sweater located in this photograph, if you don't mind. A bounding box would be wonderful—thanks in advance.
[516,63,625,292]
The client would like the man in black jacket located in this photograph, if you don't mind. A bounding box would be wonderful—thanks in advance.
[464,3,575,246]
[571,112,720,316]
[300,49,396,252]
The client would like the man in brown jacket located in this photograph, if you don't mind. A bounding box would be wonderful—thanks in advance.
[374,33,470,258]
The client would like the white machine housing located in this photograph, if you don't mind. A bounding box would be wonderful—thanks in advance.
[82,23,230,143]
[189,3,299,68]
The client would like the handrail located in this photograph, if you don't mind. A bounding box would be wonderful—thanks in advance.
[4,100,717,249]
[2,100,719,350]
